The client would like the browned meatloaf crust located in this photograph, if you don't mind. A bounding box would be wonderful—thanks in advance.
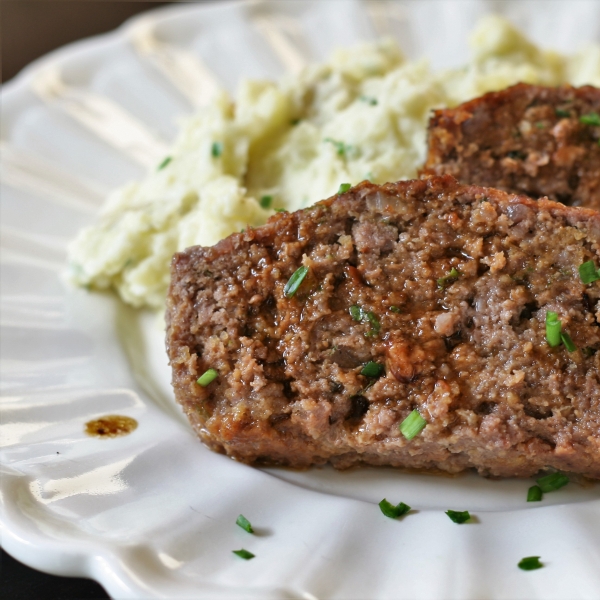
[166,176,600,479]
[422,84,600,211]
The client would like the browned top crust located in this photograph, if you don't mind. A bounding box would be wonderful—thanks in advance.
[422,83,600,210]
[166,176,600,478]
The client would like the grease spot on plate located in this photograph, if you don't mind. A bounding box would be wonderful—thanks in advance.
[85,415,137,438]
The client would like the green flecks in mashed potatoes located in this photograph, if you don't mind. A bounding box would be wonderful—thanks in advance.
[68,15,600,309]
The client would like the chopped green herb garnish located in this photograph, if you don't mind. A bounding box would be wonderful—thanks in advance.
[338,182,352,194]
[379,499,411,519]
[236,514,254,533]
[555,108,570,118]
[232,549,255,560]
[535,122,545,129]
[360,95,378,106]
[437,267,461,290]
[361,361,384,378]
[290,118,301,126]
[274,208,287,213]
[527,485,543,502]
[445,510,471,524]
[389,306,401,313]
[259,195,273,209]
[579,260,600,284]
[197,368,218,386]
[157,156,172,170]
[364,311,380,337]
[211,141,223,157]
[518,556,543,571]
[545,311,562,347]
[536,472,569,493]
[325,138,352,157]
[284,266,309,298]
[580,113,600,126]
[560,332,577,352]
[546,312,577,351]
[399,410,426,440]
[350,305,363,321]
[349,306,380,337]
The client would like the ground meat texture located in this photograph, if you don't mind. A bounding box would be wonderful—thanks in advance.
[422,84,600,211]
[165,176,600,479]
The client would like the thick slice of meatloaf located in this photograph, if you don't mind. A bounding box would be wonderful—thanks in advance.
[422,84,600,211]
[166,175,600,479]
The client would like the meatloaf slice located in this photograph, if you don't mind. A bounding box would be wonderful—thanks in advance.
[423,83,600,211]
[166,175,600,479]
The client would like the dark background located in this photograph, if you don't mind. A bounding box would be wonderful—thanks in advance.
[2,0,176,83]
[2,3,180,596]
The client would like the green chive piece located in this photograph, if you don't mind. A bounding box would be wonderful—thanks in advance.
[157,156,172,170]
[536,472,569,493]
[555,108,570,118]
[361,361,384,378]
[284,266,309,298]
[535,122,545,129]
[232,549,255,560]
[579,260,600,284]
[437,267,461,290]
[445,510,471,524]
[518,556,543,571]
[527,485,543,502]
[349,306,380,337]
[389,306,401,313]
[274,208,288,213]
[349,305,363,321]
[236,514,254,533]
[580,113,600,126]
[379,499,411,519]
[197,368,218,387]
[325,138,350,157]
[365,311,380,337]
[399,410,427,440]
[360,95,378,106]
[259,195,273,209]
[560,332,577,352]
[338,183,352,194]
[545,311,562,347]
[211,141,223,157]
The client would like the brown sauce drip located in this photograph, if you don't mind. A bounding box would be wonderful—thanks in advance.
[85,415,138,438]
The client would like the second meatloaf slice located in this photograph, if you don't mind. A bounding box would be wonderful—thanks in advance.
[166,176,600,479]
[423,83,600,210]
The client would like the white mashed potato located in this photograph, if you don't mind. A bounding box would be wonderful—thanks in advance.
[68,15,600,309]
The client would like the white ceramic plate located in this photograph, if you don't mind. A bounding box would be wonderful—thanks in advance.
[2,1,600,598]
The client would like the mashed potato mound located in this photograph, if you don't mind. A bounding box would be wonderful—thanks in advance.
[68,15,600,309]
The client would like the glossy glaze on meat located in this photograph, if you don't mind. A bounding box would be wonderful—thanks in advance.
[166,176,600,478]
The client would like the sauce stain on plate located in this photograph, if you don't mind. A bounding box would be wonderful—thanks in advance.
[85,415,138,438]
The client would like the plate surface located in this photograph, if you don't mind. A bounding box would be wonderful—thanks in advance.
[1,1,600,598]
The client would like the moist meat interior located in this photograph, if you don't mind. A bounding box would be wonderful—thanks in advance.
[423,84,600,211]
[166,176,600,479]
